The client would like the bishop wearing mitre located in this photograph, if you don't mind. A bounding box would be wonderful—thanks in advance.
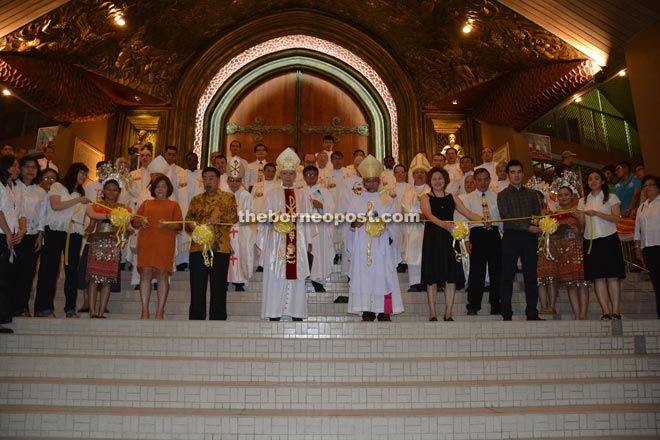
[261,148,316,321]
[347,155,404,321]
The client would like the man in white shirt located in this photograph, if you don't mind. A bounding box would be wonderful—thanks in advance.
[492,161,509,193]
[316,150,331,186]
[128,145,153,209]
[345,149,365,175]
[401,153,431,292]
[476,146,496,181]
[227,140,249,185]
[380,155,396,189]
[251,162,280,272]
[246,143,269,190]
[212,154,230,192]
[392,164,411,272]
[37,146,59,172]
[303,165,335,292]
[443,147,461,194]
[457,155,474,195]
[295,153,316,189]
[462,168,502,315]
[320,135,334,159]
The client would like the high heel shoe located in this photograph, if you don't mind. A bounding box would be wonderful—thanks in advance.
[429,317,438,322]
[443,316,454,322]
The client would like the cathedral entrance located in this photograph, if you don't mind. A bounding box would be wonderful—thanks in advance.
[221,69,370,163]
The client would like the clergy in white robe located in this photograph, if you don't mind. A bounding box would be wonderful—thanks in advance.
[401,154,431,290]
[252,163,281,267]
[245,143,269,190]
[261,149,315,321]
[303,165,335,291]
[347,155,403,320]
[226,158,255,289]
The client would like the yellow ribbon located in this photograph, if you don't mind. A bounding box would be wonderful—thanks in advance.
[450,220,470,262]
[587,216,594,254]
[363,201,386,267]
[538,215,559,260]
[191,224,215,267]
[92,202,131,247]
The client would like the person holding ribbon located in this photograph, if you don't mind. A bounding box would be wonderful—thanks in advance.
[347,155,404,322]
[420,167,481,321]
[34,163,91,318]
[132,175,182,320]
[577,170,625,320]
[83,176,129,318]
[185,167,238,320]
[260,148,314,321]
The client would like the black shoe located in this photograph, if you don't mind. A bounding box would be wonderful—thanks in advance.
[490,306,501,315]
[152,282,158,290]
[311,281,326,292]
[526,314,545,321]
[133,285,139,290]
[397,263,408,273]
[334,296,349,303]
[362,312,376,321]
[119,262,126,271]
[176,263,188,271]
[377,313,391,322]
[292,317,303,321]
[467,309,477,316]
[333,254,341,265]
[0,326,14,334]
[256,266,263,272]
[233,283,245,292]
[408,284,424,292]
[269,317,281,321]
[104,308,110,314]
[443,316,454,322]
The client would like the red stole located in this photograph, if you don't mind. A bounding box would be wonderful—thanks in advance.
[284,188,297,280]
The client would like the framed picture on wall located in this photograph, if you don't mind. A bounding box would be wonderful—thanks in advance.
[527,133,551,160]
[493,142,510,164]
[73,138,105,182]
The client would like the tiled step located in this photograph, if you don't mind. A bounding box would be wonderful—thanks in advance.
[2,353,658,382]
[2,377,659,410]
[1,405,659,439]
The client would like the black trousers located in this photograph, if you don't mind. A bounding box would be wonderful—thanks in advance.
[189,251,230,320]
[12,234,40,314]
[643,246,660,318]
[0,238,14,324]
[467,227,501,312]
[34,228,82,314]
[500,230,539,318]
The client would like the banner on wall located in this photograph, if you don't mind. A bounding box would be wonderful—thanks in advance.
[527,133,551,160]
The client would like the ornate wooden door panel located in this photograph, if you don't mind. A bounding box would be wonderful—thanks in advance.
[224,70,369,162]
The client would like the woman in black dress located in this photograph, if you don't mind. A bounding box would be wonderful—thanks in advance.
[420,167,481,321]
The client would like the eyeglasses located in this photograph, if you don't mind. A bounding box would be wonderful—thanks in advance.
[304,173,318,177]
[227,178,242,183]
[42,176,57,180]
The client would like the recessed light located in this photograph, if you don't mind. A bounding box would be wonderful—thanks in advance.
[114,15,125,26]
[574,96,582,103]
[618,69,626,77]
[462,24,472,33]
[452,99,458,105]
[2,89,11,96]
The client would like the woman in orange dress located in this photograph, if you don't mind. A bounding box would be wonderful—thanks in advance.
[132,175,182,319]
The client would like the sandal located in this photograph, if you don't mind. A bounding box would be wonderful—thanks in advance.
[600,314,611,321]
[429,317,438,322]
[611,313,621,320]
[443,317,454,322]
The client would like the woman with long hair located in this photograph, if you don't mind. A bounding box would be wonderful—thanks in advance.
[577,170,625,320]
[12,156,48,317]
[131,175,182,319]
[34,163,91,318]
[0,155,22,332]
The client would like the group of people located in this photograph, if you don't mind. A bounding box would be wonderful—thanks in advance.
[1,138,658,333]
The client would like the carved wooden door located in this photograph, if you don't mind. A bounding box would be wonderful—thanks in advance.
[224,70,370,163]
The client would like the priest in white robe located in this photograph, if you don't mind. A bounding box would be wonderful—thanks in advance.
[347,155,403,321]
[303,165,335,292]
[261,149,315,321]
[401,153,431,291]
[226,158,255,291]
[252,162,281,269]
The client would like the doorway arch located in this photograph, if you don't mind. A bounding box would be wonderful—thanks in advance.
[194,35,399,163]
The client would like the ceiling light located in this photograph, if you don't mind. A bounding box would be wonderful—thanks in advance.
[618,69,627,77]
[452,99,458,105]
[462,23,472,33]
[2,89,11,96]
[574,96,582,103]
[114,15,125,26]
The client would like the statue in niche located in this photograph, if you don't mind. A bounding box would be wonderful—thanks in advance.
[127,129,155,171]
[441,133,464,158]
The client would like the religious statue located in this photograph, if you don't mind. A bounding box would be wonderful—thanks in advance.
[441,134,464,158]
[127,129,154,171]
